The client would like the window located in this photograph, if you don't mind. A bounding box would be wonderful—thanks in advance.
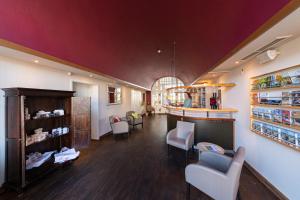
[151,77,184,112]
[107,85,121,105]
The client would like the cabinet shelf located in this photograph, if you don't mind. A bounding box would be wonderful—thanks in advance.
[250,116,300,132]
[25,154,77,186]
[25,114,70,122]
[251,129,300,152]
[26,133,69,148]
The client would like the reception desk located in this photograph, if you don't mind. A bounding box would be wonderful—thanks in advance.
[165,106,238,150]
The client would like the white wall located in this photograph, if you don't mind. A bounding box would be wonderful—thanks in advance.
[0,55,144,186]
[219,36,300,199]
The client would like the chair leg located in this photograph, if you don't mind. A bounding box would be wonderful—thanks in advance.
[237,189,241,200]
[185,150,189,165]
[167,144,170,157]
[186,183,190,200]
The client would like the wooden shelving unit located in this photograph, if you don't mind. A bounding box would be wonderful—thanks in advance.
[250,65,300,152]
[3,88,75,192]
[250,116,300,132]
[251,129,300,152]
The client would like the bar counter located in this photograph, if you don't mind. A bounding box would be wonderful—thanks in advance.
[165,106,238,150]
[165,106,238,119]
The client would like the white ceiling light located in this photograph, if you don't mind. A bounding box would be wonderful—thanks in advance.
[34,60,39,63]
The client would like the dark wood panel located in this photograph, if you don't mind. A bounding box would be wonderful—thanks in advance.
[72,97,91,149]
[6,96,21,139]
[73,130,91,149]
[5,139,22,189]
[2,88,74,97]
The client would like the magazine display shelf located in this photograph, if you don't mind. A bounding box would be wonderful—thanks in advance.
[250,65,300,152]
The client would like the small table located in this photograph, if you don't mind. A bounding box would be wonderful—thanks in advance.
[196,142,225,155]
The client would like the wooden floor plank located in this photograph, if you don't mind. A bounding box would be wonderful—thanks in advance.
[0,115,278,200]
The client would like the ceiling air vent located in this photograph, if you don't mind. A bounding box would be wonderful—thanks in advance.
[239,35,293,62]
[240,51,260,61]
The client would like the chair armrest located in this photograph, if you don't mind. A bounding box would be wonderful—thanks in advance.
[185,163,227,189]
[166,128,177,142]
[127,115,134,122]
[200,151,232,172]
[185,131,194,149]
[111,121,129,133]
[120,117,128,121]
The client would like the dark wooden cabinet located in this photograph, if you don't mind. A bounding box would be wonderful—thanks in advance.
[2,88,75,192]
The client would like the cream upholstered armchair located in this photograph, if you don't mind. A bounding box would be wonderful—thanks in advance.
[185,146,246,200]
[109,116,129,139]
[166,121,195,164]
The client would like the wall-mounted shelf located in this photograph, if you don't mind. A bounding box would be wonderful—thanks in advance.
[251,116,300,132]
[251,129,300,152]
[250,65,300,152]
[251,104,300,110]
[251,85,300,92]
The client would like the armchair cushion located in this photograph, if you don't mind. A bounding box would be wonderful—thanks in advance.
[131,112,140,119]
[133,117,143,124]
[111,121,129,134]
[167,137,186,150]
[199,151,232,173]
[166,128,194,151]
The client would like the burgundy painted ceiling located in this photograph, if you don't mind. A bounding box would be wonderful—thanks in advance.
[0,0,291,89]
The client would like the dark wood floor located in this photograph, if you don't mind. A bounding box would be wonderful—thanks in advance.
[0,115,278,200]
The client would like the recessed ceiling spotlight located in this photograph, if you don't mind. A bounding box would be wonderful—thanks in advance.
[67,72,72,76]
[89,74,93,78]
[157,49,162,54]
[235,61,240,64]
[34,60,39,63]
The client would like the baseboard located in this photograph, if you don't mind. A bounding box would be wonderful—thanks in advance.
[99,131,112,139]
[244,162,288,200]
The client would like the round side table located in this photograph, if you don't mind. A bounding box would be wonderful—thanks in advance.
[196,142,225,155]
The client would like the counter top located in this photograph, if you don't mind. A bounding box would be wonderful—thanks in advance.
[164,106,238,113]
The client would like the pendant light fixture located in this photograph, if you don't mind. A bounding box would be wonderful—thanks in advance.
[171,41,177,88]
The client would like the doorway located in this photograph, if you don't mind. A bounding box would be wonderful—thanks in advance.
[72,81,99,148]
